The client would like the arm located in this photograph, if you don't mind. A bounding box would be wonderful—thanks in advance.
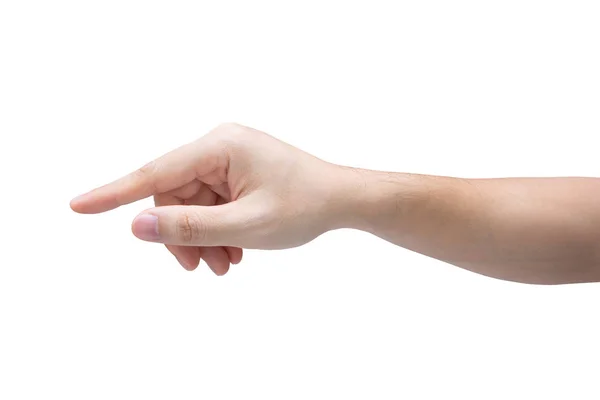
[329,169,600,284]
[71,123,600,284]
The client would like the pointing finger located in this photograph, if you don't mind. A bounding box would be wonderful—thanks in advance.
[70,139,220,214]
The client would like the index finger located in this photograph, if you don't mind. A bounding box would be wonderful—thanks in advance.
[70,141,204,214]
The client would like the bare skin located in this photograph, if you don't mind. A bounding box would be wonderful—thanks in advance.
[70,123,600,284]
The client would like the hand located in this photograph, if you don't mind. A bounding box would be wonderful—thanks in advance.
[70,123,347,275]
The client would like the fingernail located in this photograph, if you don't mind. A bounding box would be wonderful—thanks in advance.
[132,214,160,241]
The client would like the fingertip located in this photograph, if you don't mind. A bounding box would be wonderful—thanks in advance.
[185,257,201,271]
[131,213,160,242]
[166,245,201,272]
[70,193,118,214]
[201,247,231,276]
[213,264,230,276]
[69,194,86,213]
[177,256,200,271]
[208,260,229,276]
[184,256,201,272]
[225,247,243,265]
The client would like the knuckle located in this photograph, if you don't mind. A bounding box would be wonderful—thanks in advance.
[135,160,160,191]
[216,122,243,133]
[175,211,206,244]
[207,123,257,157]
[138,160,158,176]
[215,122,255,141]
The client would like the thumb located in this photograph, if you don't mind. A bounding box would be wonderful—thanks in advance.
[131,200,258,247]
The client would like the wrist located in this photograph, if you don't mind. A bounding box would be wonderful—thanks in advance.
[324,165,437,234]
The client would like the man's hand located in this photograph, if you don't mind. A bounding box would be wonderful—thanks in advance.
[71,123,346,275]
[72,122,600,284]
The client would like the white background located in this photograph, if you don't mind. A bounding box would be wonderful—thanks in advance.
[1,1,599,398]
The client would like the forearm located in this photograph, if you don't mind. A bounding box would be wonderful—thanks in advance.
[330,167,600,284]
